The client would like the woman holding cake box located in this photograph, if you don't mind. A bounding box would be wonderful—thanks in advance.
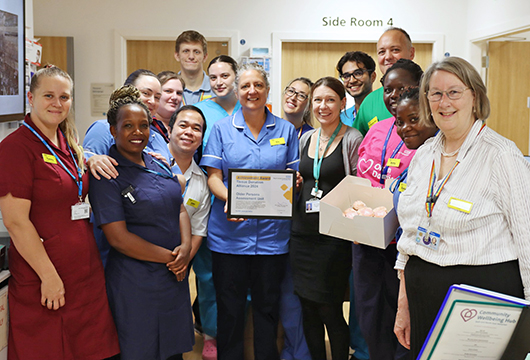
[351,59,424,360]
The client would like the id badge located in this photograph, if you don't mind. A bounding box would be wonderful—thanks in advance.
[71,202,90,220]
[415,226,440,251]
[306,199,320,213]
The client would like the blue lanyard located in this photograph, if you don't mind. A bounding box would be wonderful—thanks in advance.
[390,167,408,194]
[23,122,83,201]
[313,122,342,192]
[379,123,404,185]
[143,157,174,179]
[182,178,190,199]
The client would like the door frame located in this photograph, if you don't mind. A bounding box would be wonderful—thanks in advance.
[113,28,239,89]
[469,21,530,153]
[271,31,445,115]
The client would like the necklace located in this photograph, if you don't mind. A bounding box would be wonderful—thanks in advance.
[441,139,461,157]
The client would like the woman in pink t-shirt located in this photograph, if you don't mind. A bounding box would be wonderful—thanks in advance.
[352,59,424,360]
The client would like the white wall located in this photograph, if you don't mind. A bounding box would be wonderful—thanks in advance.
[31,0,528,139]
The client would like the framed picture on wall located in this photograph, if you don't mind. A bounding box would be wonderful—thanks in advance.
[0,0,24,123]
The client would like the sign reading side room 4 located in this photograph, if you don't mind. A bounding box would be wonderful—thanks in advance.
[322,17,394,27]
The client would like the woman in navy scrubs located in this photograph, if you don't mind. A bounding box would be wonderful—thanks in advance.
[200,63,299,360]
[89,85,194,360]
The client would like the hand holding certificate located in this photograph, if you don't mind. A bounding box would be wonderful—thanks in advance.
[227,169,296,219]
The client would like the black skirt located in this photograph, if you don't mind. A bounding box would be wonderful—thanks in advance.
[290,231,352,304]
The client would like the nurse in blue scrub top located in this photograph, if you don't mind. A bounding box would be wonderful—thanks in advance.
[200,62,300,360]
[89,85,194,360]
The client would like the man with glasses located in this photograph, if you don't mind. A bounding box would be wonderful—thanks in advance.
[354,27,415,136]
[337,51,377,128]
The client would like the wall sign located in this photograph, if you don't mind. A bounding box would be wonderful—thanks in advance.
[322,17,393,27]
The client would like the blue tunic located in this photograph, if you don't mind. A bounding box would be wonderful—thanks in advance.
[89,146,194,360]
[83,119,172,162]
[200,108,300,255]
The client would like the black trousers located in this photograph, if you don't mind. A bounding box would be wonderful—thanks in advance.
[211,251,287,360]
[352,243,410,360]
[405,256,524,359]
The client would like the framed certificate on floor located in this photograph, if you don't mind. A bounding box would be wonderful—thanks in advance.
[227,169,296,219]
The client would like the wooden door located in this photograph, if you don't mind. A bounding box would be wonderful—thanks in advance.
[487,41,530,154]
[127,40,229,76]
[281,42,433,92]
[35,36,74,78]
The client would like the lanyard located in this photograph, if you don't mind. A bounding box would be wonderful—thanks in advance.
[182,90,207,106]
[152,120,169,142]
[380,123,404,185]
[182,178,190,199]
[142,158,174,179]
[297,126,303,140]
[390,167,408,194]
[425,123,486,217]
[425,160,459,217]
[23,122,83,201]
[313,122,342,192]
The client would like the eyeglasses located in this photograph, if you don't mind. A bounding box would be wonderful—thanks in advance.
[426,87,469,102]
[340,69,369,82]
[284,87,308,102]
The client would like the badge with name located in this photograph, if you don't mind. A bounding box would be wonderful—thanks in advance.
[71,202,90,220]
[186,198,200,208]
[306,199,320,213]
[42,153,57,164]
[368,116,378,128]
[121,185,136,204]
[399,182,407,192]
[270,137,286,146]
[415,226,440,251]
[386,158,401,167]
[447,197,473,214]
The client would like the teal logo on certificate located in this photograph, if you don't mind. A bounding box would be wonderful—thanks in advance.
[418,284,530,360]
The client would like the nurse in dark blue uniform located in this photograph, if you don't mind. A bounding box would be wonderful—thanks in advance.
[89,85,194,360]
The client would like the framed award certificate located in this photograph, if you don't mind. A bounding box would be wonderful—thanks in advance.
[227,169,296,219]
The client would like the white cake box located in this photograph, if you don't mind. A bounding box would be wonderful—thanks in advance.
[319,175,399,249]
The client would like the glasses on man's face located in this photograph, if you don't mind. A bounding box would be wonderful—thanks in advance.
[426,87,469,102]
[340,69,369,82]
[284,87,308,102]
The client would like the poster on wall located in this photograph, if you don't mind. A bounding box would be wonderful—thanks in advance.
[0,0,24,122]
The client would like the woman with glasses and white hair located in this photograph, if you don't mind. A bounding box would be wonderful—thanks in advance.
[394,56,530,358]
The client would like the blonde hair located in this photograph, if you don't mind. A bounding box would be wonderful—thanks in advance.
[419,57,490,128]
[30,66,85,172]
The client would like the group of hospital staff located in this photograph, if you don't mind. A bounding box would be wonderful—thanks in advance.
[0,26,529,360]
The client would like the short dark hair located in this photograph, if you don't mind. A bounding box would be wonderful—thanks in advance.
[397,86,420,105]
[336,51,376,76]
[169,105,207,138]
[208,55,238,75]
[124,69,156,86]
[380,59,423,86]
